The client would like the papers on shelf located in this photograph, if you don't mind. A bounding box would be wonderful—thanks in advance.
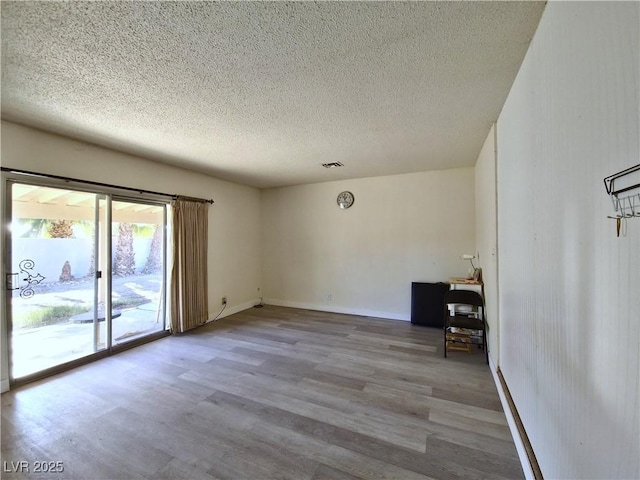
[446,327,483,345]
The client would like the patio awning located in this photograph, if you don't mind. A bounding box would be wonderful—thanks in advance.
[12,184,164,224]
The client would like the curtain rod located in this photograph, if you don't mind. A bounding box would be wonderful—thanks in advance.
[0,167,214,204]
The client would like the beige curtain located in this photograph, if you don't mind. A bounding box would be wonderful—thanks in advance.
[170,198,209,333]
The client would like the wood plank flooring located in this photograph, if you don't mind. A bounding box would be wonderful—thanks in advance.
[1,306,523,480]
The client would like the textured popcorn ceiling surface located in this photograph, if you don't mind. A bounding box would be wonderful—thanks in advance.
[1,1,545,188]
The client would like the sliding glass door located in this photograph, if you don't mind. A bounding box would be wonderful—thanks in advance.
[8,183,106,378]
[6,181,167,382]
[111,199,166,346]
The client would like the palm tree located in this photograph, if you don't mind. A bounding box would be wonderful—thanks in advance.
[17,218,95,239]
[114,223,135,276]
[16,218,48,238]
[47,220,75,238]
[16,218,77,238]
[142,224,163,274]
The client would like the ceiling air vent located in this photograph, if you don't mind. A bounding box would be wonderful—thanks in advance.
[322,162,344,168]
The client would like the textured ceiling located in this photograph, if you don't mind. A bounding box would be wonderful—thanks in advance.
[1,1,545,189]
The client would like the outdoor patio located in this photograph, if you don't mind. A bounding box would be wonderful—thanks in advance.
[10,273,167,378]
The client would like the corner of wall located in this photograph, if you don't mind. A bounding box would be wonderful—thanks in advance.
[474,123,500,367]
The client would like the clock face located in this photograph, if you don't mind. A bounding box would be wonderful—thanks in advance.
[337,191,354,209]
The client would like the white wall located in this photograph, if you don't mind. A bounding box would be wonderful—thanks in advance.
[474,124,499,365]
[1,121,262,390]
[497,3,639,479]
[262,169,475,320]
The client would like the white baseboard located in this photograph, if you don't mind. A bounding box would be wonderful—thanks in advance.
[489,356,535,480]
[212,299,261,321]
[1,377,10,393]
[264,298,409,321]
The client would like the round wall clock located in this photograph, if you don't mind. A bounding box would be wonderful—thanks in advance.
[337,191,355,209]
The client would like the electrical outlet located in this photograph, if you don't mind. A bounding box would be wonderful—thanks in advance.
[221,296,227,305]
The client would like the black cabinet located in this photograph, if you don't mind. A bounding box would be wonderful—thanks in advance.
[411,282,450,328]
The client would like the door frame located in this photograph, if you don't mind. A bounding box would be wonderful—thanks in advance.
[109,195,168,349]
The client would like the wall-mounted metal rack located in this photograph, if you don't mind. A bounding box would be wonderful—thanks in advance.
[604,164,640,219]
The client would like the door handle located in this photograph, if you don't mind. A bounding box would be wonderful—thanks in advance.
[6,273,19,291]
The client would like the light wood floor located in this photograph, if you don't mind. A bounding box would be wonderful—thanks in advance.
[1,306,523,480]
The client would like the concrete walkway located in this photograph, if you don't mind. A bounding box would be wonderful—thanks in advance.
[10,273,167,378]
